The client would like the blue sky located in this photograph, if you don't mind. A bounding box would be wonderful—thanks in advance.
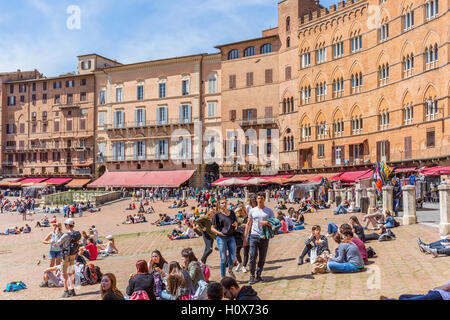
[0,0,339,76]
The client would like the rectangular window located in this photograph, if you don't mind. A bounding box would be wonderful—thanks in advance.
[32,83,36,91]
[179,105,191,123]
[229,75,236,89]
[426,128,435,147]
[246,72,253,87]
[31,124,36,133]
[157,107,168,124]
[54,120,60,132]
[80,118,86,131]
[81,79,87,86]
[19,123,25,134]
[318,144,325,158]
[182,80,190,96]
[42,123,48,133]
[80,92,87,101]
[159,83,166,98]
[265,69,273,84]
[137,85,144,100]
[230,110,236,121]
[98,112,105,126]
[32,94,36,105]
[135,109,146,126]
[66,80,75,88]
[208,77,217,94]
[54,81,61,89]
[10,85,14,94]
[285,66,292,80]
[43,94,47,104]
[20,95,25,103]
[66,119,72,132]
[114,111,124,128]
[67,94,73,105]
[43,82,47,91]
[100,90,106,105]
[116,88,123,102]
[207,102,216,118]
[54,95,61,104]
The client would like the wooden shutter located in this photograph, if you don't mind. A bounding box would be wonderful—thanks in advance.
[376,141,381,162]
[299,150,304,168]
[385,140,390,162]
[242,109,248,121]
[359,143,364,157]
[253,108,258,120]
[265,107,273,119]
[285,66,291,80]
[331,146,336,165]
[340,146,345,164]
[349,145,354,163]
[404,136,412,159]
[265,69,273,83]
[230,110,236,121]
[307,149,312,168]
[426,129,435,147]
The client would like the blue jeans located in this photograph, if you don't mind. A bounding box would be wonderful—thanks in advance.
[216,235,236,278]
[327,223,338,234]
[327,261,363,273]
[399,290,442,300]
[428,239,450,248]
[334,205,347,215]
[159,290,176,300]
[393,198,400,216]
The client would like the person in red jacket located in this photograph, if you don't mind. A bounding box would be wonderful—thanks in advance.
[80,237,98,261]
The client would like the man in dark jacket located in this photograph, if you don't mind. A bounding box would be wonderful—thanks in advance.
[220,277,260,300]
[392,178,402,217]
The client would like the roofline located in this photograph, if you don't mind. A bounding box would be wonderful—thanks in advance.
[77,53,122,65]
[5,73,94,84]
[98,52,212,72]
[214,35,278,50]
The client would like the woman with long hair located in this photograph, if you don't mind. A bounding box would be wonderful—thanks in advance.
[98,235,119,255]
[42,223,63,268]
[126,260,156,300]
[234,205,249,273]
[148,250,169,277]
[100,273,124,300]
[181,248,204,290]
[160,261,194,300]
[211,197,237,279]
[349,216,366,242]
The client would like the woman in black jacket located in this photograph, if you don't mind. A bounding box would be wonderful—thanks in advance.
[126,260,156,300]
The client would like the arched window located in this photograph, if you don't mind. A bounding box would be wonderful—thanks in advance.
[244,47,256,57]
[260,43,273,54]
[228,49,239,60]
[286,37,290,48]
[286,17,290,32]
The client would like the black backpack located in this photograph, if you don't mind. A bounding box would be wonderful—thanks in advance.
[67,231,81,256]
[367,246,377,258]
[81,264,103,286]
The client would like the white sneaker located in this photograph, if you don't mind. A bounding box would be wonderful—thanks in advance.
[235,263,241,272]
[241,266,248,273]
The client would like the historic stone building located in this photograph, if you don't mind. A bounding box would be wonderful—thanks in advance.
[296,0,449,172]
[94,53,222,185]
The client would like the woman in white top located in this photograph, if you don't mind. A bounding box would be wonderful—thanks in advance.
[98,235,119,255]
[42,223,64,267]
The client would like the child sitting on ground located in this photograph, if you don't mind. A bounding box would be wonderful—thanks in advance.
[277,213,288,234]
[170,220,197,240]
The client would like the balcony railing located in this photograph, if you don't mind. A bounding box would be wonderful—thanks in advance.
[239,116,276,127]
[104,154,188,162]
[105,118,194,130]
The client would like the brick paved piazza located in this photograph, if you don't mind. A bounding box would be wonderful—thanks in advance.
[0,198,448,300]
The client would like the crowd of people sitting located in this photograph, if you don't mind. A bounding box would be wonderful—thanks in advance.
[1,224,31,235]
[123,214,147,224]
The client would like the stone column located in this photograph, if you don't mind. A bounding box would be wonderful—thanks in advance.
[347,189,353,202]
[328,189,333,206]
[367,188,377,214]
[265,189,271,203]
[438,184,450,235]
[309,189,315,201]
[340,189,347,202]
[182,190,187,202]
[382,186,394,213]
[402,185,417,225]
[244,187,249,203]
[355,188,363,208]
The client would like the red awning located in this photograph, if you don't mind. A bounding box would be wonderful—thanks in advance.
[330,170,373,183]
[44,178,72,186]
[88,170,195,188]
[19,178,49,185]
[419,166,450,176]
[357,170,374,181]
[394,167,416,173]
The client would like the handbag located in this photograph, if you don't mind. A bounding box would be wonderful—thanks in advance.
[130,290,150,300]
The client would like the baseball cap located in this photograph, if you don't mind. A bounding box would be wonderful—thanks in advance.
[63,218,75,226]
[106,235,113,240]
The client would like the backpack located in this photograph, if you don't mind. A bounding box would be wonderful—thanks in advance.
[82,264,102,286]
[152,272,165,296]
[4,281,26,292]
[66,231,81,256]
[130,290,150,300]
[200,263,210,283]
[367,246,377,258]
[190,280,208,300]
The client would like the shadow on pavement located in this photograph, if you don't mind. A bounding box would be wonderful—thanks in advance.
[265,258,296,265]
